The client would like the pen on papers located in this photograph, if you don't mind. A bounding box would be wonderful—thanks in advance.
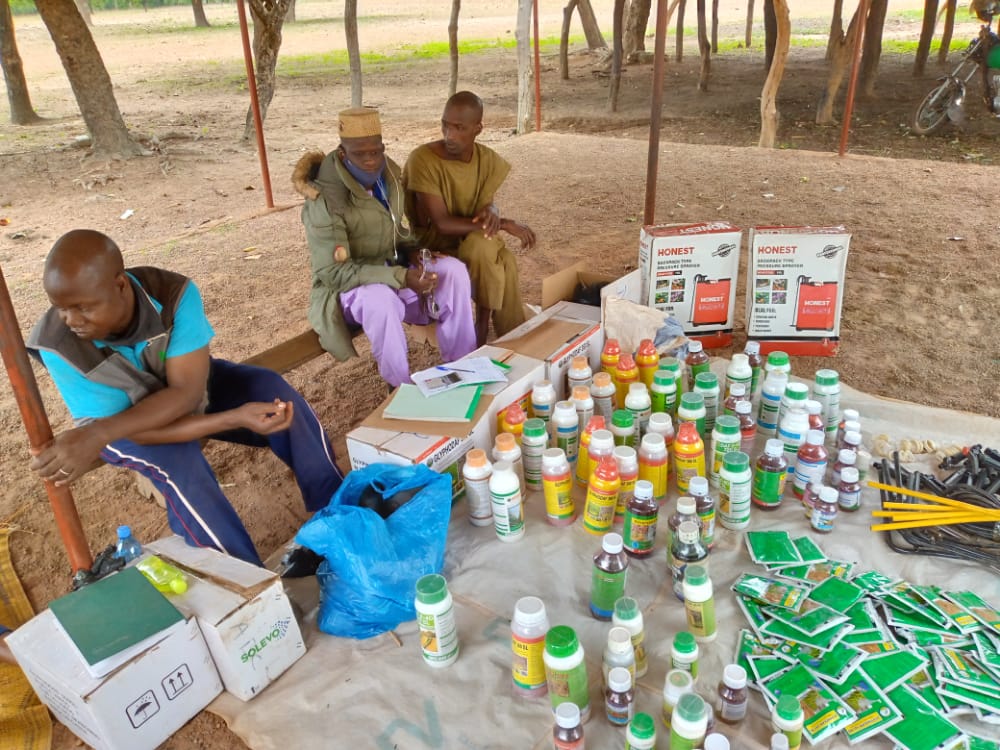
[436,366,475,373]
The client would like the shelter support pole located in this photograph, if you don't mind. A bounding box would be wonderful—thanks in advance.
[838,0,869,156]
[533,0,542,131]
[643,0,670,225]
[236,0,275,208]
[0,266,92,574]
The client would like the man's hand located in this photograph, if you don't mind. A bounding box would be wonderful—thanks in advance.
[229,399,296,435]
[501,219,537,250]
[30,424,109,486]
[405,266,437,295]
[473,205,502,239]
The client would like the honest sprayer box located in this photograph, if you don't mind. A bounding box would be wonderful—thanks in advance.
[638,221,743,348]
[145,535,306,702]
[746,226,851,356]
[8,610,221,750]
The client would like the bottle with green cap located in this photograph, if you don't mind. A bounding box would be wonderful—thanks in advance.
[718,450,752,531]
[813,369,841,445]
[777,381,809,426]
[669,692,707,750]
[414,573,459,668]
[765,350,791,377]
[611,409,637,449]
[543,625,590,721]
[693,372,720,433]
[709,414,741,489]
[521,418,547,490]
[771,693,804,750]
[670,630,700,680]
[612,596,648,677]
[650,369,678,416]
[626,711,656,750]
[682,564,717,642]
[676,392,706,441]
[659,355,684,400]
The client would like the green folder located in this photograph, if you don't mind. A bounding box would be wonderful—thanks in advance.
[48,566,183,667]
[383,384,483,422]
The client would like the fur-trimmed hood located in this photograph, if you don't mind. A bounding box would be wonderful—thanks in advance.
[292,150,325,200]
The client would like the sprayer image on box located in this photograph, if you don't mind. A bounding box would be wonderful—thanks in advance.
[793,275,839,331]
[689,274,732,327]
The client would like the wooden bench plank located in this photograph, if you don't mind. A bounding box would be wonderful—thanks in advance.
[241,329,327,374]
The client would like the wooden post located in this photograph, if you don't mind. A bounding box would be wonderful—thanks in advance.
[236,0,273,208]
[448,0,461,96]
[533,0,542,131]
[643,0,670,225]
[516,0,533,133]
[609,0,625,110]
[744,0,754,47]
[939,0,956,63]
[758,0,789,147]
[697,0,710,91]
[839,0,870,155]
[560,0,580,79]
[345,0,362,106]
[914,0,939,76]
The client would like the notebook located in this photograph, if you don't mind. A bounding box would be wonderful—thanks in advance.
[382,383,483,423]
[48,565,185,677]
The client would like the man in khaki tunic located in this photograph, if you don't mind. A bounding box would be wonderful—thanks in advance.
[404,91,536,345]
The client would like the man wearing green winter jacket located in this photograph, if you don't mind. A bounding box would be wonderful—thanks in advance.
[293,108,476,386]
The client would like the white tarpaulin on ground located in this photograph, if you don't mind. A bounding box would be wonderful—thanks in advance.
[208,361,1000,750]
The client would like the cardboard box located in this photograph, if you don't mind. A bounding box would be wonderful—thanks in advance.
[144,536,306,702]
[8,611,221,750]
[638,222,743,348]
[497,300,603,401]
[746,226,851,356]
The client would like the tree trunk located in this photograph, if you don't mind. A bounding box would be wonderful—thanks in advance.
[763,0,775,70]
[938,0,955,63]
[515,0,532,132]
[0,0,41,124]
[560,0,579,79]
[285,0,296,23]
[608,0,625,110]
[860,0,887,96]
[710,0,718,53]
[576,0,607,49]
[759,0,789,147]
[243,0,291,141]
[826,0,843,61]
[696,0,709,91]
[675,0,685,61]
[744,0,753,47]
[448,0,460,95]
[35,0,141,157]
[191,0,210,27]
[74,0,91,27]
[624,0,651,61]
[914,0,939,76]
[344,0,361,106]
[816,6,860,124]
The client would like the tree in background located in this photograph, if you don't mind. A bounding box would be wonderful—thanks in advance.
[243,0,292,140]
[191,0,210,27]
[0,0,41,124]
[35,0,142,157]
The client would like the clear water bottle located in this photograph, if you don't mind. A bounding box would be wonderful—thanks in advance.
[114,525,142,563]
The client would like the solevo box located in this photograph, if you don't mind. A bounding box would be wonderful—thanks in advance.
[638,222,743,348]
[746,226,851,356]
[8,611,221,750]
[144,535,306,702]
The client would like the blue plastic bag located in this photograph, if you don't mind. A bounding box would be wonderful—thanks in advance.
[295,463,452,639]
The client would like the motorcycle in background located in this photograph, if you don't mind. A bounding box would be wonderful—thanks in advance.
[912,2,1000,135]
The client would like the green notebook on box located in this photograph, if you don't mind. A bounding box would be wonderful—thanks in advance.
[383,383,483,422]
[49,565,184,676]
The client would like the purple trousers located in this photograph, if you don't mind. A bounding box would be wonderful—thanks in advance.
[340,254,476,387]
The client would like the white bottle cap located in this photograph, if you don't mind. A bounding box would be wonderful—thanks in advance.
[844,430,862,447]
[602,533,624,554]
[648,412,672,430]
[677,496,697,515]
[770,734,790,750]
[765,438,784,456]
[493,459,512,473]
[590,429,615,452]
[554,701,581,729]
[641,433,666,451]
[805,430,824,445]
[554,400,576,418]
[843,408,860,422]
[607,626,632,654]
[729,383,746,397]
[844,420,861,434]
[838,448,857,464]
[805,399,822,415]
[840,467,860,483]
[731,353,749,368]
[607,666,632,692]
[629,382,648,395]
[542,448,567,469]
[735,400,752,415]
[634,480,654,500]
[819,486,839,504]
[689,340,703,352]
[688,476,709,497]
[513,596,547,628]
[663,668,694,700]
[723,664,747,689]
[705,735,731,750]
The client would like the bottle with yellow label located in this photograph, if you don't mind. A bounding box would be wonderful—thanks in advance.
[673,421,705,494]
[615,353,640,410]
[583,454,621,535]
[575,415,606,487]
[511,596,549,697]
[636,339,659,389]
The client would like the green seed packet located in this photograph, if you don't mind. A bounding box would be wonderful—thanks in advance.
[934,648,1000,699]
[972,704,1000,724]
[883,684,966,750]
[883,582,949,627]
[851,569,896,593]
[774,560,854,585]
[906,630,974,649]
[736,594,770,638]
[860,648,930,693]
[973,632,1000,680]
[765,600,849,637]
[761,663,856,744]
[881,600,953,634]
[829,666,903,744]
[908,661,948,714]
[748,654,794,685]
[746,530,802,566]
[791,536,826,563]
[938,680,1000,714]
[736,628,780,689]
[944,591,1000,638]
[806,576,865,612]
[760,617,852,652]
[912,584,982,634]
[968,734,1000,750]
[777,639,868,685]
[732,574,810,611]
[853,639,902,655]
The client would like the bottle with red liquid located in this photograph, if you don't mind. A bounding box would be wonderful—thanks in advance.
[792,430,828,499]
[735,400,756,457]
[685,341,710,391]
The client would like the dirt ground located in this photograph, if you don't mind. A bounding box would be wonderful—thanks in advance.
[1,0,999,747]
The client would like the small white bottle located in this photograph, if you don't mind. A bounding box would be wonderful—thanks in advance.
[571,385,595,435]
[725,353,753,399]
[462,449,493,527]
[489,460,525,542]
[705,734,731,750]
[552,401,580,464]
[531,380,557,430]
[511,596,549,698]
[757,371,788,437]
[625,382,652,438]
[567,355,594,393]
[591,372,617,424]
[493,433,525,496]
[670,630,700,681]
[612,596,648,678]
[683,563,717,642]
[414,573,459,668]
[602,625,636,688]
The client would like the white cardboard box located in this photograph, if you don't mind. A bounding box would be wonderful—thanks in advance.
[638,221,743,347]
[746,226,851,356]
[145,536,306,702]
[8,611,221,750]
